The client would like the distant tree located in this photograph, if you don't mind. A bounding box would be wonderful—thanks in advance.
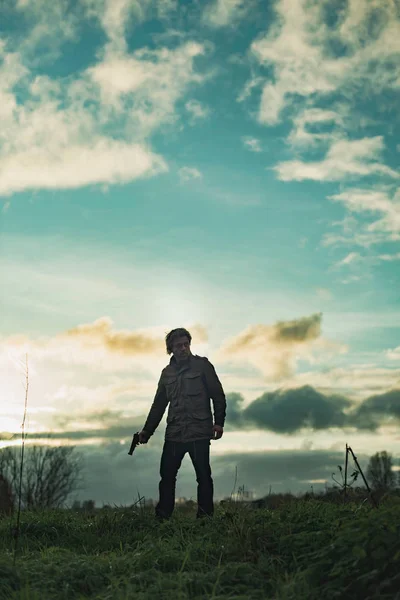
[0,444,84,510]
[366,451,396,492]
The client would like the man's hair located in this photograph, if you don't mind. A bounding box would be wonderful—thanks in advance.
[165,328,192,355]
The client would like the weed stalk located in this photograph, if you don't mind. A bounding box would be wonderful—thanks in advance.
[13,353,29,567]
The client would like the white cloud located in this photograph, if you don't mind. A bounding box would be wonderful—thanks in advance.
[284,365,400,401]
[316,288,332,301]
[178,167,203,183]
[325,186,400,247]
[324,188,400,264]
[88,41,207,137]
[323,223,400,250]
[242,137,262,152]
[185,99,210,120]
[334,252,361,268]
[0,53,167,195]
[329,187,397,214]
[340,274,368,285]
[378,253,400,262]
[288,108,344,147]
[249,1,350,125]
[386,346,400,361]
[0,11,208,196]
[202,0,251,28]
[248,1,400,204]
[237,76,264,103]
[275,137,399,182]
[157,0,178,19]
[13,0,81,65]
[0,140,167,196]
[248,0,400,125]
[84,0,152,53]
[15,0,177,64]
[43,380,155,425]
[83,0,179,54]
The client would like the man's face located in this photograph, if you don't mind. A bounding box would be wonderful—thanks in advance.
[171,336,191,361]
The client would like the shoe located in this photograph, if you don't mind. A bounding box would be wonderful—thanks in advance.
[155,514,170,523]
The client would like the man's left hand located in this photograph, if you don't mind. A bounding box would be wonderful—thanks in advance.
[213,424,223,440]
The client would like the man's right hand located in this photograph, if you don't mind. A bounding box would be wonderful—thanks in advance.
[138,430,150,444]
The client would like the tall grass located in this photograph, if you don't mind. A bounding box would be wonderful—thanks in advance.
[0,493,399,599]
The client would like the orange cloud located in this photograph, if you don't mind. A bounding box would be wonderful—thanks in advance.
[214,313,346,381]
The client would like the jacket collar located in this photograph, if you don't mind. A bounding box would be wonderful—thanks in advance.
[169,353,195,372]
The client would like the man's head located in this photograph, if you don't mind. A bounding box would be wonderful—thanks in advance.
[165,327,192,362]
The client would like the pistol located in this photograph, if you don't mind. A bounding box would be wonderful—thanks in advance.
[128,432,140,456]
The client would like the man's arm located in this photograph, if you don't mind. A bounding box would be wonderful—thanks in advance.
[203,358,226,428]
[142,376,169,438]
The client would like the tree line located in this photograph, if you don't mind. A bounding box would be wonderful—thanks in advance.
[0,445,399,515]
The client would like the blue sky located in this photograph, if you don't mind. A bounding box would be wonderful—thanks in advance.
[1,0,399,505]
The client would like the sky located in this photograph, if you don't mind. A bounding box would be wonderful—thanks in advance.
[1,0,400,507]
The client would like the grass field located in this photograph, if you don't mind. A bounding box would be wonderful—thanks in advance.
[0,495,399,600]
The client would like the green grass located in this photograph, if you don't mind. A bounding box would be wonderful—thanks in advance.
[0,496,399,600]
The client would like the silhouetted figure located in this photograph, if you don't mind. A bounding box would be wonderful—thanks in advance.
[138,328,226,521]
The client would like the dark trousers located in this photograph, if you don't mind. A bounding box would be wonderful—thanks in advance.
[155,439,214,520]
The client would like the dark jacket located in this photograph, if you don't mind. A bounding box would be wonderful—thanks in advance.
[143,353,226,443]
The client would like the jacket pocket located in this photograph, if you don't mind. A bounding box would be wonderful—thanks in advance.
[185,372,204,396]
[191,412,211,421]
[164,376,178,400]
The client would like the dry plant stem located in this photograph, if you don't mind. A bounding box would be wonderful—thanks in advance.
[230,465,238,501]
[344,443,349,502]
[332,444,379,509]
[13,353,29,567]
[347,446,379,509]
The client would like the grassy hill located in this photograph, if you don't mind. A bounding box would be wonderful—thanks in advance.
[0,494,399,599]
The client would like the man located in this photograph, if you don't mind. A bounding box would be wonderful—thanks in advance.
[138,327,226,521]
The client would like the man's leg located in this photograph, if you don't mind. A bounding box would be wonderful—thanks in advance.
[155,441,186,520]
[189,440,214,518]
